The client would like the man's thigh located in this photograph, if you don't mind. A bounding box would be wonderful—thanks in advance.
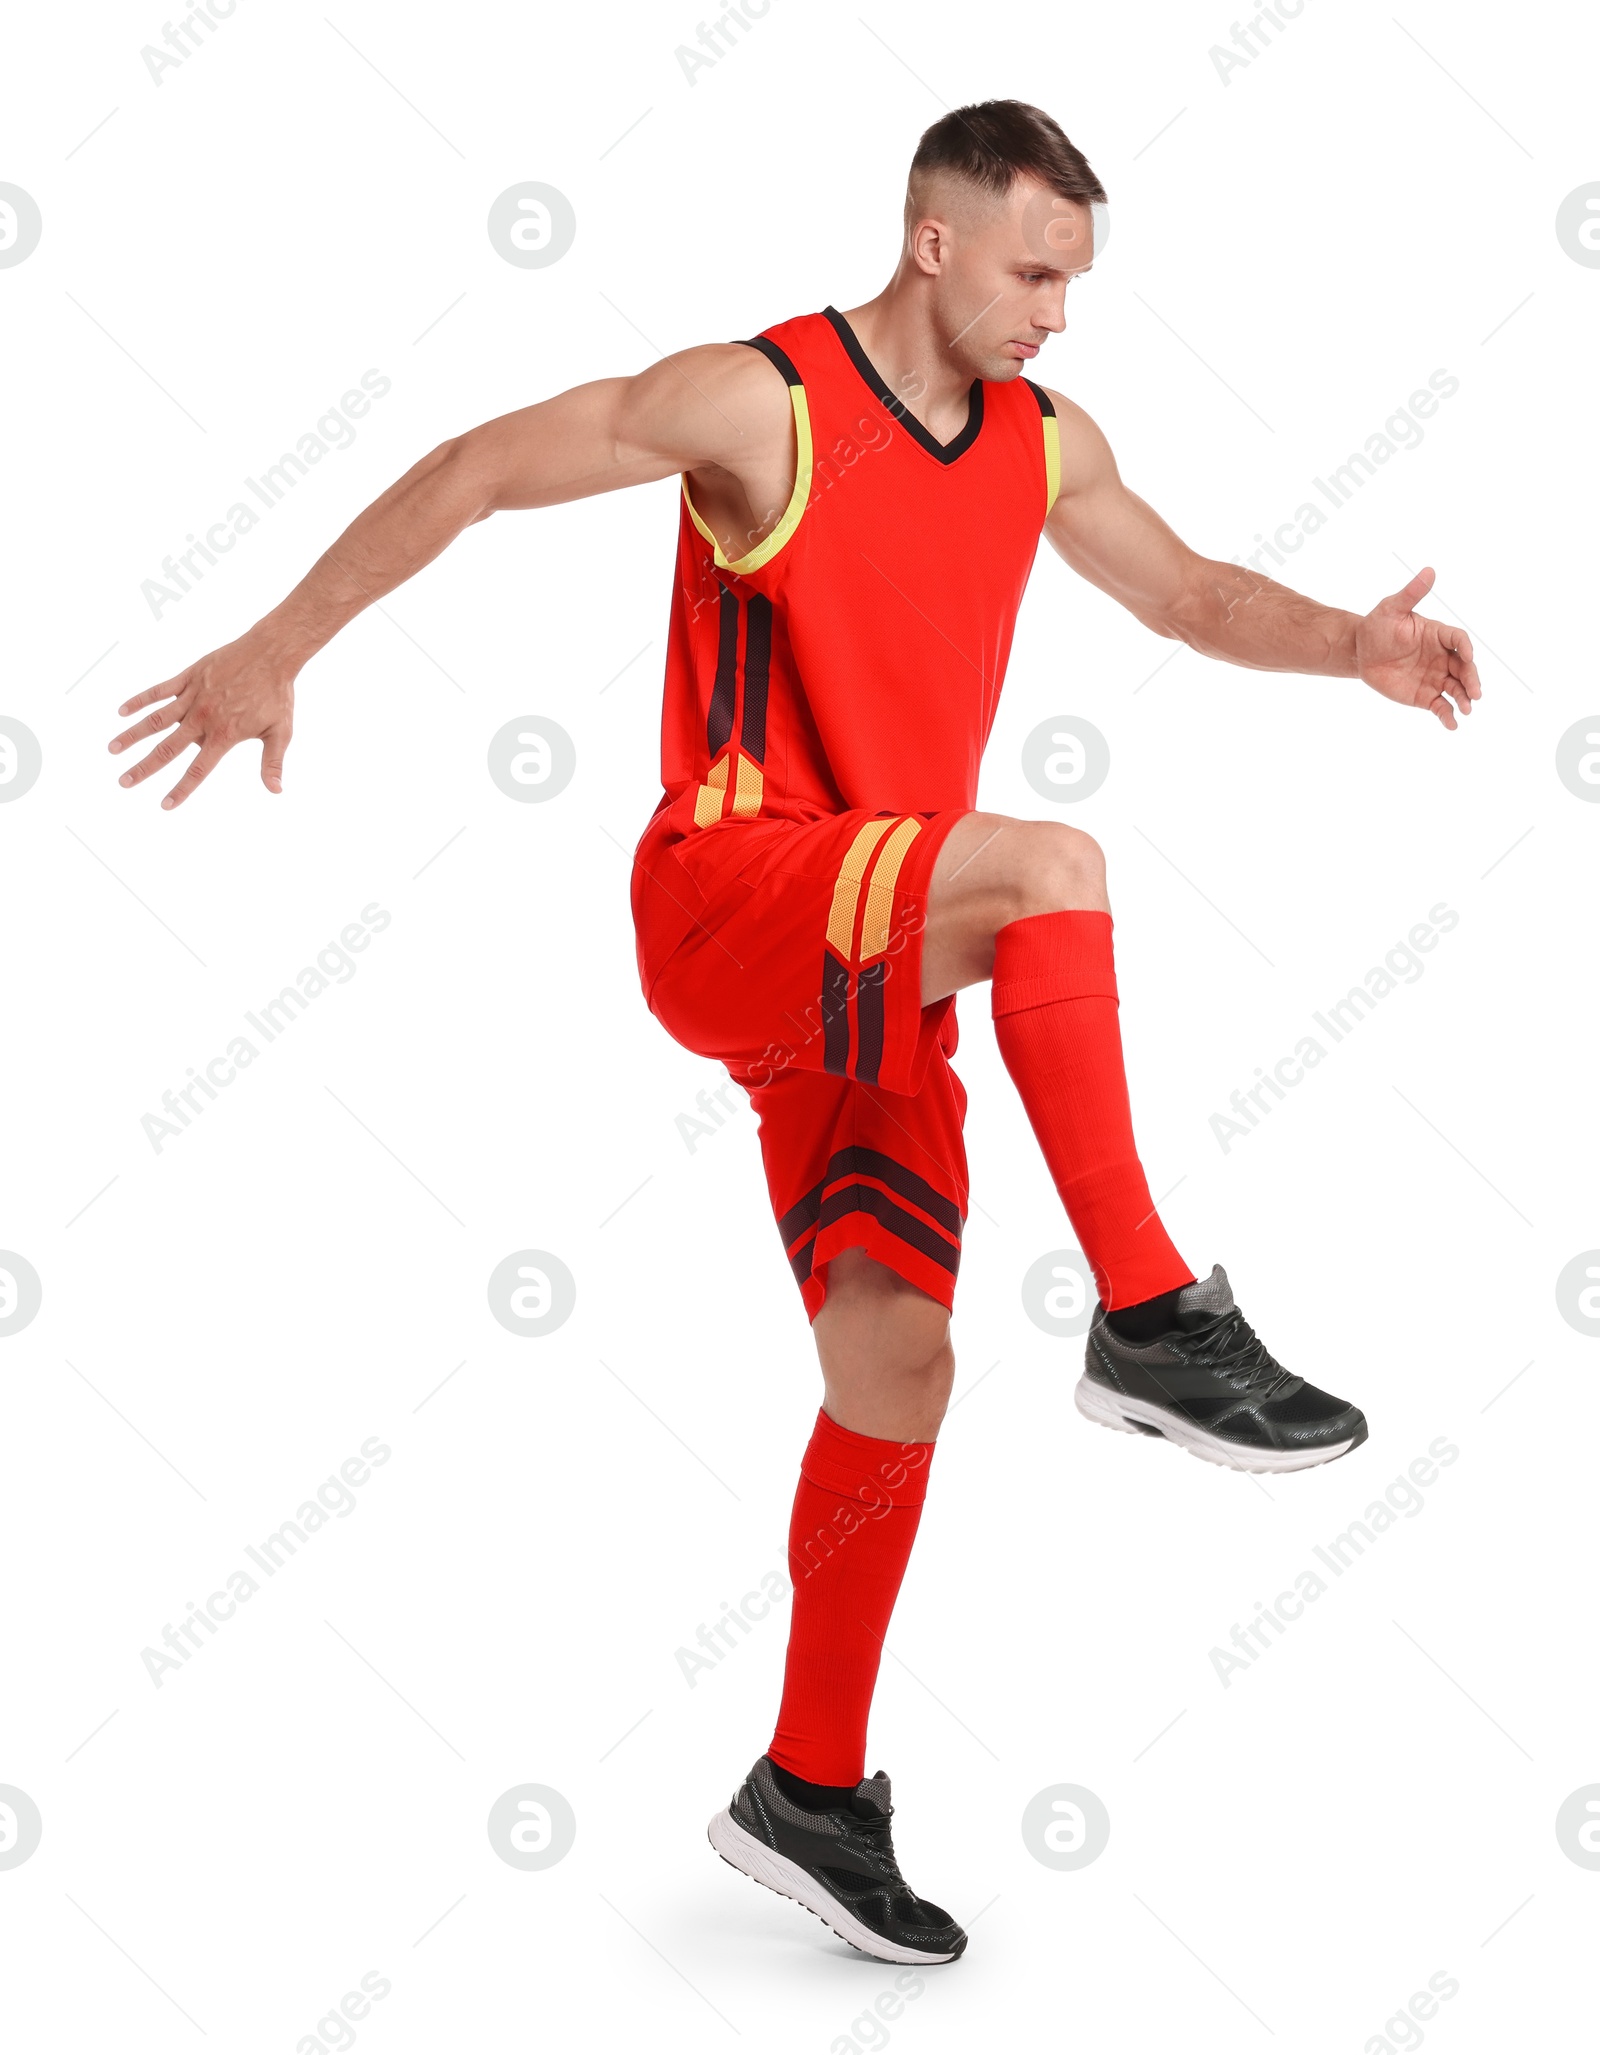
[639,807,974,1317]
[643,806,970,1096]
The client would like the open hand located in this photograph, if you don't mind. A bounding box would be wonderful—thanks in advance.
[1355,567,1482,732]
[110,634,295,809]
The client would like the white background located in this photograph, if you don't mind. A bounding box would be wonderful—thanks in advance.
[3,0,1597,2047]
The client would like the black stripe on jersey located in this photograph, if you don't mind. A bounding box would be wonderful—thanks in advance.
[707,583,739,756]
[821,950,851,1075]
[777,1144,964,1245]
[854,960,886,1085]
[735,335,804,387]
[740,593,772,763]
[822,305,984,465]
[1023,379,1056,418]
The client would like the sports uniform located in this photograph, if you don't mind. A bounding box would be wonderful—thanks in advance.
[631,303,1367,1971]
[631,306,1060,1315]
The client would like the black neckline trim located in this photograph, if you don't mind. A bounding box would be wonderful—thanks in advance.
[821,305,984,464]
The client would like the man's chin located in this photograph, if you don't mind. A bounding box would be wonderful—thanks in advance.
[975,353,1029,383]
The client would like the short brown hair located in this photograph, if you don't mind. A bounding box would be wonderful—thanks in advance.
[909,99,1107,207]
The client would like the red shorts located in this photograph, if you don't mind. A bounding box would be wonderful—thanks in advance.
[633,806,971,1318]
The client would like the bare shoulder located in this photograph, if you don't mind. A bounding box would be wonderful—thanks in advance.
[618,340,793,467]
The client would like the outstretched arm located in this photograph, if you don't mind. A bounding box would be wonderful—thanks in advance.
[1039,386,1482,731]
[112,346,787,807]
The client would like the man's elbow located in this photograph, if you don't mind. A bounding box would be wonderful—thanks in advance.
[427,430,503,523]
[1129,595,1206,653]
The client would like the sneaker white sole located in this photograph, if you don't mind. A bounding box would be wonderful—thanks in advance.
[706,1807,962,1966]
[1074,1372,1358,1473]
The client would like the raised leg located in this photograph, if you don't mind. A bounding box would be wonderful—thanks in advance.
[920,810,1108,1004]
[921,810,1192,1312]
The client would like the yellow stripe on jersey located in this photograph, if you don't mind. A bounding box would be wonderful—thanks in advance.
[681,386,813,576]
[825,817,895,958]
[859,817,922,959]
[692,754,729,828]
[731,752,764,819]
[1042,411,1061,515]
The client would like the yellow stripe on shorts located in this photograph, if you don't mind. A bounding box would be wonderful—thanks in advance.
[858,816,922,959]
[825,817,895,958]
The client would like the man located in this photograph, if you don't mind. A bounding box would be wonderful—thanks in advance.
[111,101,1480,1967]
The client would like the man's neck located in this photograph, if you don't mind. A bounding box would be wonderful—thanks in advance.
[835,280,976,441]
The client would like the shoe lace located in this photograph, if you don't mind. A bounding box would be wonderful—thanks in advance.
[1180,1308,1296,1398]
[847,1809,906,1884]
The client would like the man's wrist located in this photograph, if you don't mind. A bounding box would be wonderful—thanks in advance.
[1325,610,1362,678]
[248,603,329,672]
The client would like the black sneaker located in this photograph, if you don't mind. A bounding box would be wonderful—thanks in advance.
[1076,1264,1368,1472]
[708,1755,966,1964]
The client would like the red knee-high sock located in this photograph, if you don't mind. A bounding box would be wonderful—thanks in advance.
[991,909,1193,1311]
[768,1408,934,1786]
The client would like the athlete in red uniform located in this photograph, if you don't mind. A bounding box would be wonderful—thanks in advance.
[634,305,1058,1317]
[111,101,1482,1966]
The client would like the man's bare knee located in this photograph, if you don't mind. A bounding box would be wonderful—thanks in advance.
[816,1250,951,1357]
[923,813,1112,1001]
[812,1249,955,1440]
[1008,819,1108,920]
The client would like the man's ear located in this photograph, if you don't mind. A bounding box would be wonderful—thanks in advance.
[907,216,951,278]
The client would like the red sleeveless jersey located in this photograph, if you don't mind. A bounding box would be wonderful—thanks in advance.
[633,306,1059,953]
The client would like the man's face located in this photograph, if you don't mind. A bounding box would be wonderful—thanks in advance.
[918,175,1095,381]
